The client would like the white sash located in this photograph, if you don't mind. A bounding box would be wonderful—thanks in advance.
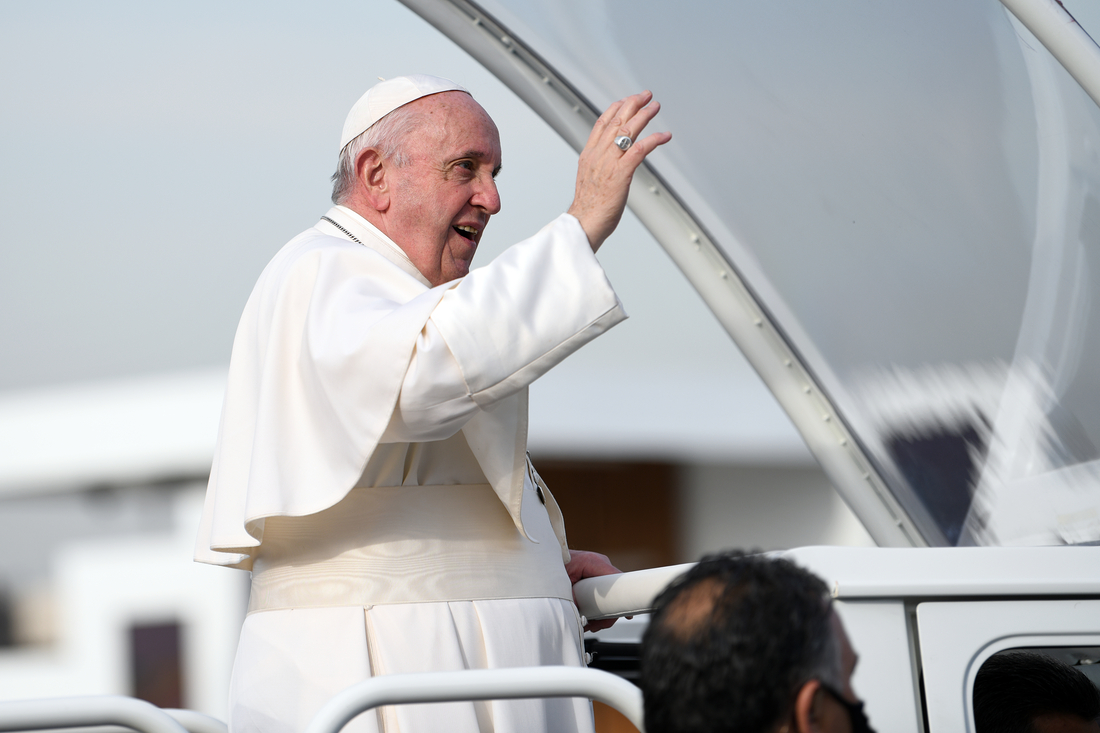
[248,481,572,613]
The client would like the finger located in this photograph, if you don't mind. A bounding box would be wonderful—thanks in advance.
[602,131,670,187]
[595,91,653,145]
[624,130,673,161]
[601,91,650,129]
[588,97,628,145]
[609,91,652,129]
[596,98,662,161]
[585,618,616,633]
[622,99,662,142]
[609,97,655,146]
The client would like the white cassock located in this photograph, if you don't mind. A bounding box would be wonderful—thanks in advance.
[194,205,627,733]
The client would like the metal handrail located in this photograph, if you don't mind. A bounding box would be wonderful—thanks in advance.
[0,696,226,733]
[574,565,693,621]
[162,710,228,733]
[0,696,185,733]
[999,0,1100,111]
[303,666,645,733]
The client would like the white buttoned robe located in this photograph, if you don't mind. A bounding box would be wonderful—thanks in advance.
[195,206,627,733]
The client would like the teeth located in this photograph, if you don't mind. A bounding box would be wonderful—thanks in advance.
[455,225,478,236]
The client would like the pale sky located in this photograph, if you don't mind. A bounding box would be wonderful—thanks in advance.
[0,0,748,393]
[3,0,1100,465]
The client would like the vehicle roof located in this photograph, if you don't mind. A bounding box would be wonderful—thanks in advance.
[785,545,1100,598]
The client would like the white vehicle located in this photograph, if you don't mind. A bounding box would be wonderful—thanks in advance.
[575,546,1100,732]
[397,0,1100,731]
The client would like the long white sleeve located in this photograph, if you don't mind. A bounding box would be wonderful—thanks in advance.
[382,214,625,443]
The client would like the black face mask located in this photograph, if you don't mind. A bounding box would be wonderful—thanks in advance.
[820,683,877,733]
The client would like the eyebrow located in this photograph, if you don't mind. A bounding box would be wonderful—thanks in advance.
[458,148,495,161]
[455,149,502,179]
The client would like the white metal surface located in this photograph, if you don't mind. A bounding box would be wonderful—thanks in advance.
[833,600,922,733]
[916,599,1100,732]
[303,666,645,733]
[1000,0,1100,110]
[573,563,693,621]
[576,547,1100,623]
[785,546,1100,598]
[162,710,229,733]
[0,696,191,733]
[575,547,1100,733]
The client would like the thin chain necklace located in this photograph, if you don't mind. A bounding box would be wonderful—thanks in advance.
[320,215,362,244]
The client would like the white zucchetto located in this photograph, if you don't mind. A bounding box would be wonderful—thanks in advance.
[339,74,468,151]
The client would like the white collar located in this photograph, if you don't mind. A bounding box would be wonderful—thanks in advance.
[317,206,432,288]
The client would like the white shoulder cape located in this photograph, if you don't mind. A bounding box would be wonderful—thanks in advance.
[195,210,626,569]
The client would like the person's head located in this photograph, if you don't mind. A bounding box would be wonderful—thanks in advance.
[974,650,1100,733]
[640,551,871,733]
[331,75,502,287]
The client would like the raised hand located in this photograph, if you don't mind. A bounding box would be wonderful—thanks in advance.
[567,91,672,251]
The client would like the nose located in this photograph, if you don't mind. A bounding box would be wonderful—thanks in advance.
[474,176,501,215]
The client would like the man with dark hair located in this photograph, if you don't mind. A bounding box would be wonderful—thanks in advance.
[640,551,874,733]
[974,650,1100,733]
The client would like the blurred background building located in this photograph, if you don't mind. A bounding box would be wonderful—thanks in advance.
[2,0,1096,719]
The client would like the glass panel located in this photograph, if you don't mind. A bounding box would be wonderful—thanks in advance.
[474,0,1100,545]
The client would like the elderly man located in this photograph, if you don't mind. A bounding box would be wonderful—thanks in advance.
[640,551,875,733]
[195,75,669,733]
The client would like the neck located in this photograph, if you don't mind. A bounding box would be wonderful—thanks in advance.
[341,195,387,234]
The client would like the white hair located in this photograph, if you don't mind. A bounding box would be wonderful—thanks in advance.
[329,103,423,205]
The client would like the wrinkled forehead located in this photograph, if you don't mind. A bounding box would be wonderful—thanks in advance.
[404,92,501,158]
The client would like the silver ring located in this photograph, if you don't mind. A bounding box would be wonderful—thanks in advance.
[614,135,633,151]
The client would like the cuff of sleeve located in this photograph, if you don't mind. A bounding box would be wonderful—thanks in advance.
[432,213,627,406]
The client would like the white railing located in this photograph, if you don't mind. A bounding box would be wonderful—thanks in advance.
[999,0,1100,111]
[573,564,693,621]
[0,696,226,733]
[304,666,645,733]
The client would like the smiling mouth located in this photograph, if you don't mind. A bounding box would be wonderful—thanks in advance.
[454,225,479,242]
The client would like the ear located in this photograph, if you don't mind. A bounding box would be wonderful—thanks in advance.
[355,147,390,212]
[793,680,827,733]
